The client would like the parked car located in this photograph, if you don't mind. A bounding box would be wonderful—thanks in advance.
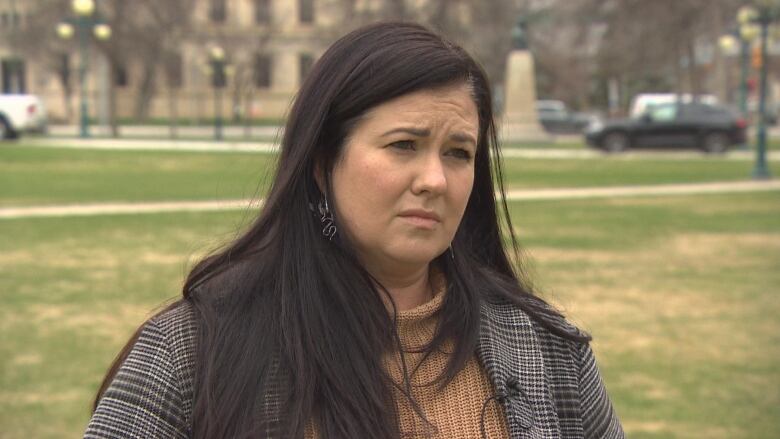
[536,100,594,134]
[585,102,747,153]
[0,94,48,139]
[629,93,718,118]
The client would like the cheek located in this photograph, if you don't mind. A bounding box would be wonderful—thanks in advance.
[332,155,405,235]
[451,171,475,214]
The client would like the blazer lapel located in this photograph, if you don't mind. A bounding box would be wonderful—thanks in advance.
[477,300,561,439]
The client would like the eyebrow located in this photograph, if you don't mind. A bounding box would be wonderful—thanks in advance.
[380,127,477,146]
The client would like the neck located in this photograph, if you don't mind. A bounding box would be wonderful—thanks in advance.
[367,263,433,312]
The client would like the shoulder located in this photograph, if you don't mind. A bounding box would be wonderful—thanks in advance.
[479,296,591,380]
[524,308,625,438]
[148,300,198,355]
[147,300,198,410]
[85,301,198,439]
[481,296,593,382]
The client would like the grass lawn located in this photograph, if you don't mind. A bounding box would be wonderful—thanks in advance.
[1,144,778,438]
[0,144,766,206]
[504,135,780,151]
[0,146,277,206]
[515,193,780,438]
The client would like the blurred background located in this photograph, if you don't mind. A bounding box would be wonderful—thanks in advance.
[1,0,779,137]
[0,1,779,438]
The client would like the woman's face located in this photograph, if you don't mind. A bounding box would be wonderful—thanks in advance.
[330,83,479,276]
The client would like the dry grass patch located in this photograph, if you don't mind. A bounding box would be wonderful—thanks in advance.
[670,232,780,258]
[28,302,158,344]
[1,389,83,405]
[529,231,780,362]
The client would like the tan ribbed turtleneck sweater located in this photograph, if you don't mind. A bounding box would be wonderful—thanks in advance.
[382,279,509,438]
[305,276,508,438]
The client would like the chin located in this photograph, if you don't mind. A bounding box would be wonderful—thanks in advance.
[387,245,448,267]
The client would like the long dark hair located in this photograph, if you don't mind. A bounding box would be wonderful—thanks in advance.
[95,22,588,438]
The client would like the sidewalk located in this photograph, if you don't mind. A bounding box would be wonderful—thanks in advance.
[25,137,780,161]
[47,124,780,140]
[2,180,779,219]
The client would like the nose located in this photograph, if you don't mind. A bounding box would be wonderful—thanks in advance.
[411,153,447,195]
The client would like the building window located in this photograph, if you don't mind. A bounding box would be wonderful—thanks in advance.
[1,58,26,93]
[254,0,271,24]
[253,54,272,88]
[299,0,314,24]
[299,53,314,84]
[0,11,20,30]
[209,0,226,23]
[114,64,129,87]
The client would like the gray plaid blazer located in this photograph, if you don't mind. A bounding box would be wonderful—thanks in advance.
[85,300,624,438]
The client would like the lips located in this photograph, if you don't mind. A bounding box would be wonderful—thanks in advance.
[398,209,442,224]
[399,210,441,222]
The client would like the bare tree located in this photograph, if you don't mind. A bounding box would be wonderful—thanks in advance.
[125,0,197,121]
[565,0,742,111]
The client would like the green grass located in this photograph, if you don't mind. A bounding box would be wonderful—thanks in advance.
[503,139,585,149]
[85,117,286,126]
[48,133,279,142]
[0,146,277,206]
[512,192,780,438]
[1,192,778,438]
[0,212,246,438]
[0,144,766,206]
[1,144,779,438]
[501,157,756,188]
[503,136,780,151]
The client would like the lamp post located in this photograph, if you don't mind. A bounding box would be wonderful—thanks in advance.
[209,45,227,141]
[57,0,111,138]
[720,15,760,151]
[748,1,778,180]
[737,7,761,116]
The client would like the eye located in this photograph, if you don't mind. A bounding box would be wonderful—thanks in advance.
[446,147,473,161]
[388,140,415,150]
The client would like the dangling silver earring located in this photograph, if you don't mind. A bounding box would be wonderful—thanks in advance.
[318,196,337,240]
[449,245,455,260]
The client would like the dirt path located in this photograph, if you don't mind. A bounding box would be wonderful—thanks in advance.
[2,180,778,219]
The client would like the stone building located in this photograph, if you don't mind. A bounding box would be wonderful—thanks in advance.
[0,0,351,123]
[0,0,27,94]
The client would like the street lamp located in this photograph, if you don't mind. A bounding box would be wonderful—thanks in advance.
[747,1,778,180]
[719,8,760,117]
[57,0,110,138]
[208,45,228,141]
[737,7,760,117]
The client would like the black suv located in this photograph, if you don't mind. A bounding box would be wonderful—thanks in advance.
[585,102,747,153]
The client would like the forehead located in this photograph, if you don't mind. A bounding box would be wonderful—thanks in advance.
[353,84,479,136]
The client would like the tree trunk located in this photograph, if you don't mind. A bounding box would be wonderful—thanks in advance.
[60,80,73,123]
[244,87,254,139]
[108,61,119,137]
[134,50,161,121]
[686,37,700,97]
[168,87,178,139]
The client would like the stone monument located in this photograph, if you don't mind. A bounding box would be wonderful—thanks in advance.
[501,18,548,141]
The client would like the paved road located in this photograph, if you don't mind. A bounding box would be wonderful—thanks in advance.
[2,180,778,219]
[47,124,780,141]
[23,137,780,161]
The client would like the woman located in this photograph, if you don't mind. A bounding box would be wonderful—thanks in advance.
[85,22,623,439]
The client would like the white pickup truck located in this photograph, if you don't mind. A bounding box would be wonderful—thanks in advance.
[0,94,48,139]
